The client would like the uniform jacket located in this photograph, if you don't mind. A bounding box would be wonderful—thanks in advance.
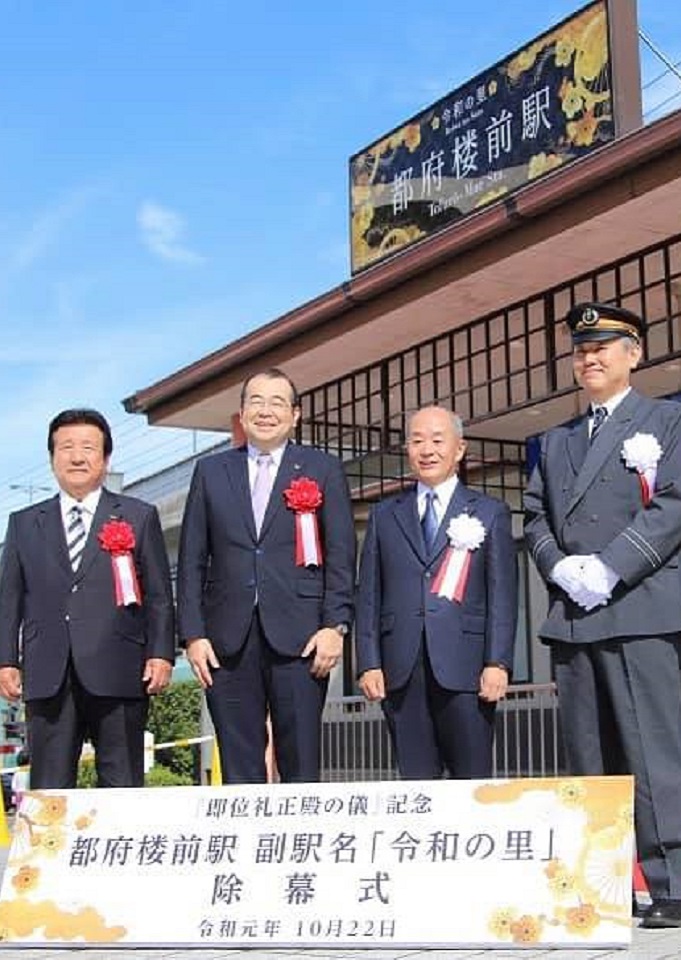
[355,482,517,692]
[176,443,356,656]
[524,389,681,642]
[0,489,175,701]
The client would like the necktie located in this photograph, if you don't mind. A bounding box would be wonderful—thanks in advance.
[252,453,274,534]
[590,405,608,443]
[421,490,439,552]
[67,505,86,571]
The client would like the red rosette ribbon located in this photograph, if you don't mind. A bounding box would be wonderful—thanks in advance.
[283,477,323,567]
[98,519,142,606]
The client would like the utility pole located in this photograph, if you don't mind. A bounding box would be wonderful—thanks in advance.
[9,483,51,504]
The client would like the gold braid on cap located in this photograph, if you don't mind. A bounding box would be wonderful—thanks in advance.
[575,315,640,341]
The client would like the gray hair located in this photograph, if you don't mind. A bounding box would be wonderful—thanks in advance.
[406,406,464,439]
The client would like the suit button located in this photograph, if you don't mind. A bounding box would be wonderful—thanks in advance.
[65,615,70,622]
[72,584,78,593]
[255,548,263,555]
[425,572,432,580]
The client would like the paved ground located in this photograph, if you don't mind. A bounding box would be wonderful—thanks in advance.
[2,824,681,957]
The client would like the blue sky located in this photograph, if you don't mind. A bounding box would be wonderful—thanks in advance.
[1,0,680,531]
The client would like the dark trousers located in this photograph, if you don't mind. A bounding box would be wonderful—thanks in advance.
[27,660,148,789]
[382,642,496,779]
[206,612,328,784]
[552,635,681,900]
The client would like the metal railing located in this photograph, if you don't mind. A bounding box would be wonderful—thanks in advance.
[320,682,562,782]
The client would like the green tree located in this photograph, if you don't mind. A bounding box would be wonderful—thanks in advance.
[146,679,202,783]
[76,680,202,787]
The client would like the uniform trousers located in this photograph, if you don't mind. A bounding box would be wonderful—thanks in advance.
[552,634,681,900]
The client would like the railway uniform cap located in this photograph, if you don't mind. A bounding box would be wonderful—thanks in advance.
[565,302,645,344]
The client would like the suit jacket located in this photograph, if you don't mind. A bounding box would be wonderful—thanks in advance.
[176,443,356,656]
[0,489,175,701]
[524,389,681,643]
[355,482,517,692]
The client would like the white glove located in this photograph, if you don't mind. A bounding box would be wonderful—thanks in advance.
[550,555,619,611]
[581,556,619,594]
[550,555,594,600]
[576,556,620,610]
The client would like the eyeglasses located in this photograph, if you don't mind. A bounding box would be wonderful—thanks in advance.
[244,396,293,412]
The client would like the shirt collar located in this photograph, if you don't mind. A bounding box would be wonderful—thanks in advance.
[247,442,287,469]
[591,386,631,416]
[60,488,102,520]
[417,474,459,509]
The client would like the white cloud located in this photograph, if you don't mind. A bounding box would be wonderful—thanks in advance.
[0,186,99,283]
[137,201,205,264]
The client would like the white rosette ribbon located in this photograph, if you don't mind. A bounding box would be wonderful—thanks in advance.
[621,433,662,505]
[431,513,486,603]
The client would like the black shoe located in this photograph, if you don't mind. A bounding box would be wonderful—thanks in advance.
[632,896,648,919]
[640,899,681,928]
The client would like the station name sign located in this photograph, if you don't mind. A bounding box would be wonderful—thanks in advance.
[350,0,615,273]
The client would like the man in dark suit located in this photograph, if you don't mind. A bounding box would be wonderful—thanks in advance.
[177,368,355,784]
[355,405,517,779]
[525,302,681,928]
[0,408,175,789]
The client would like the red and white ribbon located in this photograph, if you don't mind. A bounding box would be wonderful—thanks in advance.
[639,467,656,506]
[430,513,485,604]
[431,546,473,603]
[295,512,323,567]
[622,433,661,506]
[112,554,142,606]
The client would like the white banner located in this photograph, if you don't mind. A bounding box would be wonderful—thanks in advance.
[0,776,634,948]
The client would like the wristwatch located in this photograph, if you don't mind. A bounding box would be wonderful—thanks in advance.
[332,623,349,637]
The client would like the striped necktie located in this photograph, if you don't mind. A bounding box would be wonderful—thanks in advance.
[590,405,608,444]
[67,505,87,571]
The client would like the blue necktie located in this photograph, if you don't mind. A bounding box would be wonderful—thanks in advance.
[421,491,439,552]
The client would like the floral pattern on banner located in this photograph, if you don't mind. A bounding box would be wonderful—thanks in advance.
[0,793,125,943]
[478,777,634,943]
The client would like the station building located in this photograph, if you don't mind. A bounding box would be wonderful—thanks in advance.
[124,1,681,694]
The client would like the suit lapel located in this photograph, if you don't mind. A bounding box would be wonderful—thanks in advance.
[566,418,589,477]
[224,447,256,538]
[75,490,118,580]
[39,496,72,576]
[565,390,644,517]
[392,488,426,563]
[431,482,477,561]
[259,443,303,540]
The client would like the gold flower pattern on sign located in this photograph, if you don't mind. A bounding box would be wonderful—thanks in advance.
[350,4,612,272]
[0,792,125,944]
[505,2,611,153]
[479,776,634,944]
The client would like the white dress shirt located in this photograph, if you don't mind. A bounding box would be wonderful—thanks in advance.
[416,474,459,524]
[60,488,102,541]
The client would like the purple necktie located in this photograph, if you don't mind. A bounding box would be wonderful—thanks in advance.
[252,453,274,534]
